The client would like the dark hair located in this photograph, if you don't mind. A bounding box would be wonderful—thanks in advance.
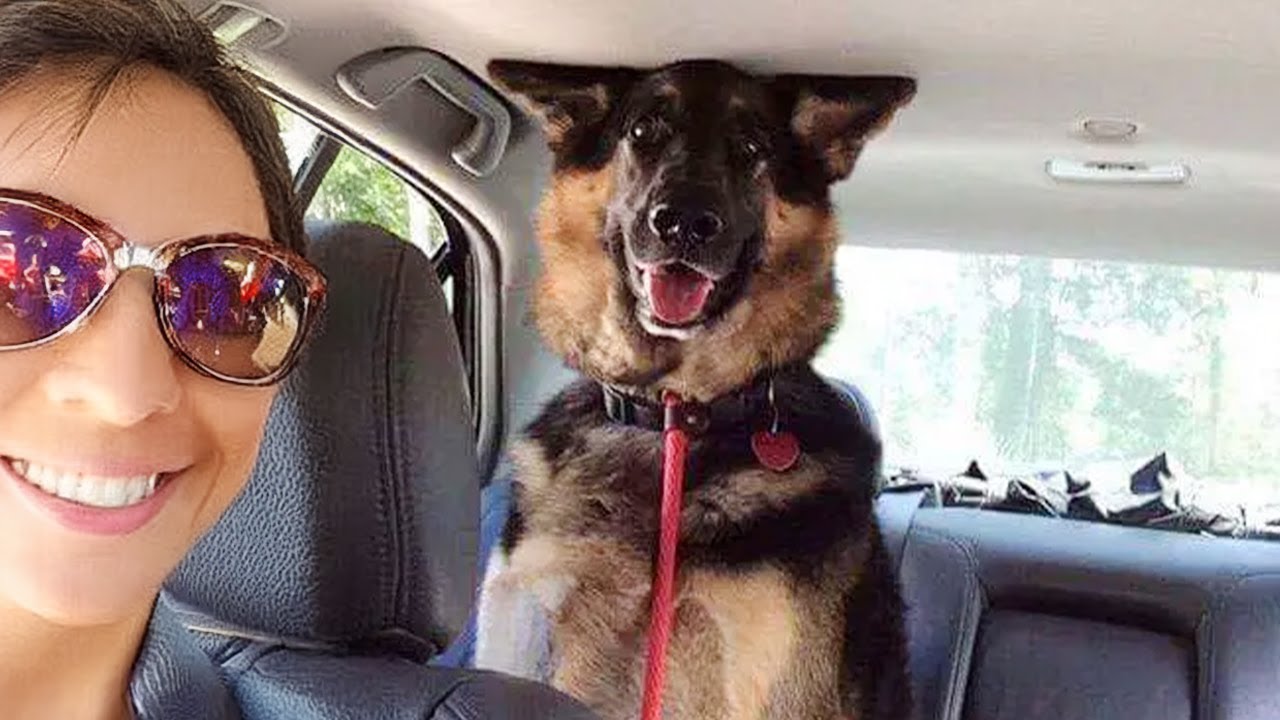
[0,0,304,253]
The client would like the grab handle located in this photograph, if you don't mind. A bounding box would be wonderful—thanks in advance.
[337,47,511,177]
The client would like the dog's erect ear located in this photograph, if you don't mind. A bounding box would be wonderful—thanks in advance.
[488,60,643,158]
[774,75,916,183]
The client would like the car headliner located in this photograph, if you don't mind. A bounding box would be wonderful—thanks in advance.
[199,0,1280,271]
[180,0,1280,445]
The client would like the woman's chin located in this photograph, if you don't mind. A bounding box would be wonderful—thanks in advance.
[0,562,163,629]
[0,495,191,628]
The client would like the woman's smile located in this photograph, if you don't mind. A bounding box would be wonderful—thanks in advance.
[0,447,201,535]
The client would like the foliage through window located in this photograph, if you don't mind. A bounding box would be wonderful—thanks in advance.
[309,147,449,260]
[275,105,450,261]
[815,246,1280,506]
[272,102,473,391]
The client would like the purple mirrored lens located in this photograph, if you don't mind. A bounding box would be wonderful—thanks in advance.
[0,200,109,345]
[164,245,306,380]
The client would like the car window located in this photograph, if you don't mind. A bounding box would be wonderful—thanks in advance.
[816,245,1280,506]
[308,146,449,260]
[272,102,474,397]
[275,105,450,262]
[276,102,321,175]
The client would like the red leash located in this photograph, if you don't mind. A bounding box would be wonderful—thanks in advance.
[636,386,798,719]
[639,392,689,720]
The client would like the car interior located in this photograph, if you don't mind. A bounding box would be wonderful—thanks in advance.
[165,0,1280,718]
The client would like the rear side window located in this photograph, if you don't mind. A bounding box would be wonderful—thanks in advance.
[273,103,475,398]
[817,245,1280,507]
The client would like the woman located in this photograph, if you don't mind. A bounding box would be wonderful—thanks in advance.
[0,1,326,718]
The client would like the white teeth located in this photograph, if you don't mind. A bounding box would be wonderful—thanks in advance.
[56,474,77,500]
[125,479,147,505]
[102,482,127,508]
[7,458,161,509]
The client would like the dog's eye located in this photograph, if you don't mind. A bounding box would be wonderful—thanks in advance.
[629,116,666,145]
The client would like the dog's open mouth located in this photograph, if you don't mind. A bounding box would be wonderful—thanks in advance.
[642,263,716,328]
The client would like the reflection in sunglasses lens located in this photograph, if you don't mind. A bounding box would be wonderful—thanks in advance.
[164,245,306,380]
[0,200,109,345]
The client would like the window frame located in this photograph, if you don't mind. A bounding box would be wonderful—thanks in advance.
[818,243,1280,499]
[267,89,495,471]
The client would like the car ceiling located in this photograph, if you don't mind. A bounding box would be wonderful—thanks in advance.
[191,0,1280,272]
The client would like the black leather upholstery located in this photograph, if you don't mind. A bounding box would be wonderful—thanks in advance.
[230,654,597,720]
[879,506,1280,720]
[169,221,477,659]
[131,598,239,720]
[964,610,1192,720]
[161,222,595,718]
[1207,575,1280,717]
[827,377,881,440]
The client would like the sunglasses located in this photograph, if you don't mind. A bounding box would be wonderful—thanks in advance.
[0,189,326,386]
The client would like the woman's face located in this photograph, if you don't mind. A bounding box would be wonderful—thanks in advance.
[0,67,278,625]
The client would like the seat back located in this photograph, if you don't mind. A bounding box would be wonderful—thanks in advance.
[167,221,478,661]
[885,506,1280,720]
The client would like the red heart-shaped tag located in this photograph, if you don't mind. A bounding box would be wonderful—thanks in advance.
[751,430,800,473]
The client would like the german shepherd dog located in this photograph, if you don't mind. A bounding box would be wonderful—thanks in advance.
[475,59,916,720]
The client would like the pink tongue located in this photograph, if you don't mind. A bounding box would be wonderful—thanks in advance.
[646,266,715,325]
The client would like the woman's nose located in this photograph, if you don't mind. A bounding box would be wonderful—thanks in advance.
[40,274,182,426]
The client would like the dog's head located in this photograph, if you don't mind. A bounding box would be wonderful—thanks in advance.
[491,59,914,400]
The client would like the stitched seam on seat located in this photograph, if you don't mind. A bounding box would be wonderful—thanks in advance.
[892,492,927,569]
[212,640,293,682]
[441,693,482,720]
[912,527,984,720]
[385,244,412,629]
[1195,574,1242,720]
[425,676,473,719]
[1198,571,1280,720]
[1197,593,1218,720]
[372,242,405,632]
[1199,572,1257,720]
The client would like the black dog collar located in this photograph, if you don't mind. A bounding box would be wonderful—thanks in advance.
[601,377,777,437]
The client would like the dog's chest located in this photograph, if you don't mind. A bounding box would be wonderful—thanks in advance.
[513,422,836,553]
[506,532,836,720]
[507,429,850,719]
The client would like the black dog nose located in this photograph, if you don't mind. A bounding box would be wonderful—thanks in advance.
[648,203,725,244]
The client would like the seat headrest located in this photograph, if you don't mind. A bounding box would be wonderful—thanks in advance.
[167,221,479,660]
[826,377,881,441]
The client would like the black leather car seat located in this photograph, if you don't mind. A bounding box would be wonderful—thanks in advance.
[878,502,1280,720]
[164,221,596,718]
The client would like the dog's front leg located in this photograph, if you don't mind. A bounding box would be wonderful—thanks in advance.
[475,545,577,682]
[474,547,552,680]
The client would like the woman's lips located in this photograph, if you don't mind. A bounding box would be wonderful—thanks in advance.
[0,456,184,536]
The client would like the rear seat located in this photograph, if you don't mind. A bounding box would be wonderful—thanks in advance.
[877,501,1280,720]
[444,365,1280,720]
